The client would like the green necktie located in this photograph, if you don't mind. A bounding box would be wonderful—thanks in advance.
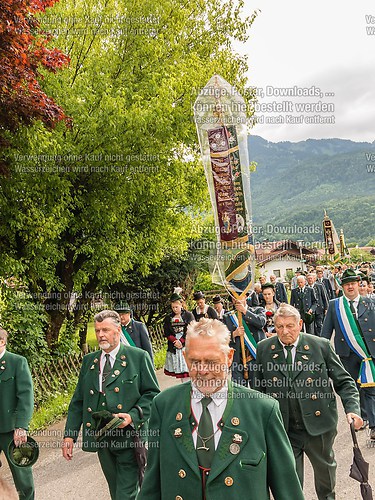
[285,345,294,378]
[349,300,367,343]
[102,353,111,393]
[196,397,214,469]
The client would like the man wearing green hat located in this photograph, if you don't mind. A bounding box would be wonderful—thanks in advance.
[322,268,375,440]
[0,327,35,499]
[116,303,153,362]
[62,309,160,499]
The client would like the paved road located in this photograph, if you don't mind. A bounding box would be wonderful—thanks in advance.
[2,369,374,499]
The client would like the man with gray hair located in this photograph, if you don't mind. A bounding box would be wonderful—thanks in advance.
[269,274,288,303]
[139,318,304,500]
[0,327,35,500]
[62,310,159,500]
[290,274,317,334]
[254,304,362,500]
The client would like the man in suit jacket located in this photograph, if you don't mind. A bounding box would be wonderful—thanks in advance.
[223,297,266,388]
[306,272,328,336]
[62,310,160,500]
[316,266,334,299]
[116,303,154,362]
[254,304,362,500]
[270,274,288,303]
[0,327,35,500]
[321,269,375,440]
[291,268,303,290]
[290,275,317,334]
[246,289,260,307]
[138,318,303,500]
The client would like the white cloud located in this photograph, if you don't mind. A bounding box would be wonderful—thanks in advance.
[236,0,375,142]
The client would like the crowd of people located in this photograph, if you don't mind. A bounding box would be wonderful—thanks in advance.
[1,261,374,500]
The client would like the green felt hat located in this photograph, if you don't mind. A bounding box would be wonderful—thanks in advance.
[170,293,182,302]
[114,302,131,313]
[303,312,315,325]
[92,410,125,442]
[341,269,361,285]
[8,436,39,468]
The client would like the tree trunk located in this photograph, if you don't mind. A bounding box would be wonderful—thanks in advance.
[45,307,67,350]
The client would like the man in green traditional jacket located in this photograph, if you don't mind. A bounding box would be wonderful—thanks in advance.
[62,310,160,500]
[254,303,363,500]
[0,327,35,500]
[138,318,303,500]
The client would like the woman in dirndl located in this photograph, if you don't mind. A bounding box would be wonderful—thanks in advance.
[163,293,194,381]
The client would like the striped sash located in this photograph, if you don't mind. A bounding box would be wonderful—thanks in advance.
[120,327,135,347]
[228,311,257,359]
[335,297,375,387]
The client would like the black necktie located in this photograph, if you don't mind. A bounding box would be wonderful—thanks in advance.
[349,300,357,318]
[102,354,111,392]
[197,397,214,469]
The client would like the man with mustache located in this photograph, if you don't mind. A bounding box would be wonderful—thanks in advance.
[62,310,159,499]
[138,318,303,500]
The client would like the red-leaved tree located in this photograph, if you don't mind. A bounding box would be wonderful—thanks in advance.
[0,0,70,161]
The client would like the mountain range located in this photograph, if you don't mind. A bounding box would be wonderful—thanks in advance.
[248,135,375,246]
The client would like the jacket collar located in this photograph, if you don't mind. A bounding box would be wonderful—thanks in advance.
[169,381,248,481]
[266,334,313,381]
[89,343,128,391]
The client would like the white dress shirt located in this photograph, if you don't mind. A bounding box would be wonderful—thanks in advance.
[279,336,300,364]
[191,382,228,449]
[347,295,360,316]
[99,343,121,392]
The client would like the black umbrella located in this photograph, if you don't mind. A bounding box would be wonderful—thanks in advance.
[349,421,373,500]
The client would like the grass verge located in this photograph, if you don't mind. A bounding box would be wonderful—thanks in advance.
[30,380,77,432]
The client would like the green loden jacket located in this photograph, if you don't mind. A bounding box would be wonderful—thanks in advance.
[138,381,304,500]
[64,344,160,451]
[0,351,34,433]
[254,333,360,435]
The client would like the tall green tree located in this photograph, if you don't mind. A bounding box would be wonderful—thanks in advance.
[0,0,257,350]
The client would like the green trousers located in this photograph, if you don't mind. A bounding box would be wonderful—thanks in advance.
[0,432,35,500]
[98,443,139,500]
[288,427,337,500]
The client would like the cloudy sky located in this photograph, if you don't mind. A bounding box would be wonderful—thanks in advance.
[238,0,375,143]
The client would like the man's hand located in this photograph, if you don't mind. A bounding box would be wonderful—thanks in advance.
[113,413,133,428]
[234,300,247,315]
[233,326,244,338]
[346,412,363,430]
[307,309,313,315]
[62,437,74,461]
[13,428,27,447]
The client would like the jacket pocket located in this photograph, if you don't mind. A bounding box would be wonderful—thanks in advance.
[0,376,15,384]
[240,451,265,469]
[121,374,138,384]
